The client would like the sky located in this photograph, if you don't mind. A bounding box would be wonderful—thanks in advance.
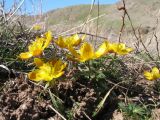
[4,0,119,14]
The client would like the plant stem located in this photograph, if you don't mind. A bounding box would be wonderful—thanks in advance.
[108,55,116,68]
[87,61,91,80]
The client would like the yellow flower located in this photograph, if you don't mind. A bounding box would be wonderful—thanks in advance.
[79,42,94,62]
[107,43,118,53]
[69,42,109,62]
[114,43,133,55]
[68,42,93,62]
[28,59,67,82]
[96,41,133,55]
[55,36,67,48]
[55,34,85,49]
[19,31,52,60]
[33,25,41,31]
[144,67,160,80]
[95,41,133,56]
[67,34,85,47]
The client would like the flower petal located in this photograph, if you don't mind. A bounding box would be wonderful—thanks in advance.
[42,31,52,49]
[32,49,43,56]
[52,71,65,78]
[152,67,160,79]
[79,42,94,62]
[19,52,33,60]
[28,70,45,82]
[152,67,159,74]
[144,71,153,80]
[28,38,43,52]
[55,36,67,48]
[95,42,108,58]
[68,46,80,58]
[71,34,81,46]
[115,43,133,55]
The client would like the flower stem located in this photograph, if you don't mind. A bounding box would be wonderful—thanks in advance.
[87,61,91,80]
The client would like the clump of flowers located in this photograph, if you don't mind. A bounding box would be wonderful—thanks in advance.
[18,31,67,85]
[68,41,133,62]
[144,67,160,80]
[18,31,133,85]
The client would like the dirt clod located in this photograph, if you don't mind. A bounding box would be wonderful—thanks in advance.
[0,78,54,120]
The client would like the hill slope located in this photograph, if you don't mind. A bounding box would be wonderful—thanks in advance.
[23,0,160,33]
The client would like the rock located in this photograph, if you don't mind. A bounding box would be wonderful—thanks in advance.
[0,65,15,83]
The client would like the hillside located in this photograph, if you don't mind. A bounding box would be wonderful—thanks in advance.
[22,0,160,35]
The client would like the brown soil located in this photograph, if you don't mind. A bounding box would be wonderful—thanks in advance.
[0,69,160,120]
[0,74,118,120]
[0,76,54,120]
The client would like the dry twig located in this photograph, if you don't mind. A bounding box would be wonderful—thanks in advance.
[48,105,67,120]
